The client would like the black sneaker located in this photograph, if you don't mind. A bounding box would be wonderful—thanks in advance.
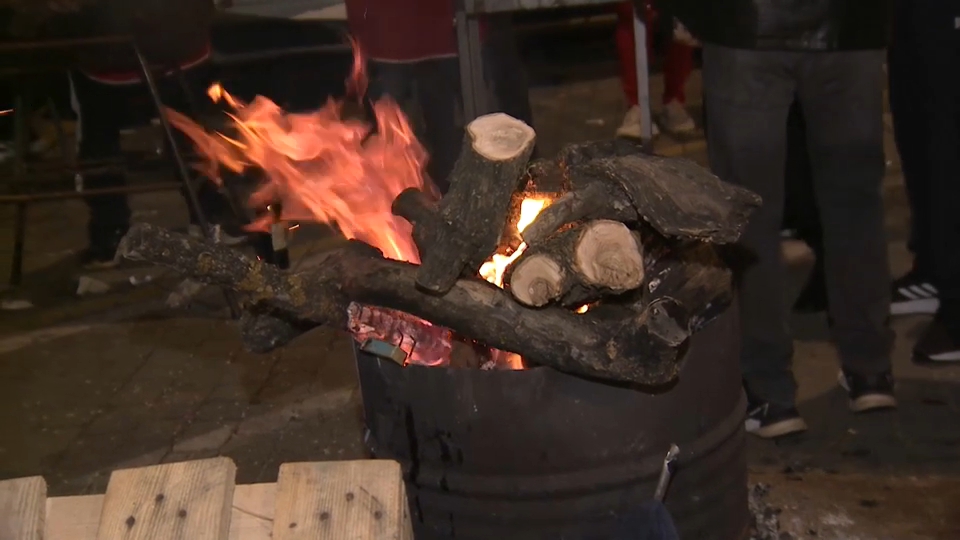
[838,369,897,413]
[745,400,808,439]
[913,316,960,364]
[890,270,939,316]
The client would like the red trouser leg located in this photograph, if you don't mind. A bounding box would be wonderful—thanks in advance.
[614,1,694,106]
[662,41,694,104]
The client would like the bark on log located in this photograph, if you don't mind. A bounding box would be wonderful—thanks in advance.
[396,113,536,294]
[506,220,645,307]
[118,222,690,386]
[640,240,734,333]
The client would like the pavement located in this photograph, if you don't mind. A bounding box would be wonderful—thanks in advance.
[1,70,959,539]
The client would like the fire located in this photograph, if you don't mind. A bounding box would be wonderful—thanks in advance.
[478,197,550,286]
[167,61,426,262]
[165,40,575,369]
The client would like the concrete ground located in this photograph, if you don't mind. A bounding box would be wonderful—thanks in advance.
[1,69,959,539]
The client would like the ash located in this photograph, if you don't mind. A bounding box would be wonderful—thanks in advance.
[748,484,794,540]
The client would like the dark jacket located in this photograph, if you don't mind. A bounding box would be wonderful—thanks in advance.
[662,0,892,51]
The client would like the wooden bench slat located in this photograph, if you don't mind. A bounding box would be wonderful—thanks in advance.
[0,476,46,540]
[272,460,413,540]
[95,457,237,540]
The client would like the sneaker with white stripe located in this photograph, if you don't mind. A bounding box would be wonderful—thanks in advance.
[890,271,939,316]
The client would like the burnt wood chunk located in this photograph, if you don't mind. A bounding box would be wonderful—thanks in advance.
[404,113,536,294]
[582,154,762,243]
[118,223,690,386]
[506,220,644,307]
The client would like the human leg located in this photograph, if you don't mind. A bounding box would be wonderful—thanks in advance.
[911,1,960,363]
[701,44,804,437]
[415,58,463,195]
[68,71,131,267]
[658,40,697,133]
[888,0,939,315]
[796,50,895,411]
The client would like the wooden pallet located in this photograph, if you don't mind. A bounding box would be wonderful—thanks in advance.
[0,457,413,540]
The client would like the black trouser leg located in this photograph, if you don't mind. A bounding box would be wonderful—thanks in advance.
[415,58,464,195]
[888,2,936,277]
[702,45,796,407]
[68,72,131,247]
[483,13,534,128]
[893,1,960,314]
[796,49,893,377]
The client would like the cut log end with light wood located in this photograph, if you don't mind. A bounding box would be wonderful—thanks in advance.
[507,220,644,308]
[574,220,644,290]
[467,113,536,162]
[508,254,566,307]
[412,113,537,295]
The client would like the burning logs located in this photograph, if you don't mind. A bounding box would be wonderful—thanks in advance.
[125,105,762,386]
[118,223,688,385]
[393,113,537,295]
[506,220,644,307]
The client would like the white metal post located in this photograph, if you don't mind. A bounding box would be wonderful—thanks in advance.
[631,3,653,147]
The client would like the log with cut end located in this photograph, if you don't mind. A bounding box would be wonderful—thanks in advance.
[392,113,536,295]
[118,222,690,386]
[507,220,645,307]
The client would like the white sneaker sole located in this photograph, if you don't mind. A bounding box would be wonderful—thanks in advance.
[837,372,897,413]
[745,417,808,439]
[890,298,939,316]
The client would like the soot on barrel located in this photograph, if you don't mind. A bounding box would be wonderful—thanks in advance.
[355,306,749,540]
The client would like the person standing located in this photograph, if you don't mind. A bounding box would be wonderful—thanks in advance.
[669,0,896,438]
[613,0,697,138]
[887,0,960,363]
[6,0,242,268]
[345,0,534,194]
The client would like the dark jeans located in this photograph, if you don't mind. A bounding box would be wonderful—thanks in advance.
[68,62,230,246]
[702,44,893,407]
[888,0,960,310]
[367,15,533,194]
[368,58,463,195]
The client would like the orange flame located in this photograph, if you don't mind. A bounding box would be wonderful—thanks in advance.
[165,40,580,369]
[166,49,426,262]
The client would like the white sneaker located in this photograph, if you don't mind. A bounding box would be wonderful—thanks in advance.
[616,105,659,140]
[658,100,697,134]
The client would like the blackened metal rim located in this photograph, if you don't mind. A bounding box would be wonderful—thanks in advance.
[413,390,748,498]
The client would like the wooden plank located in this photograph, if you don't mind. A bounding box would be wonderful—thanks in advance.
[46,484,276,540]
[0,476,46,540]
[47,494,101,540]
[95,457,237,540]
[272,460,413,540]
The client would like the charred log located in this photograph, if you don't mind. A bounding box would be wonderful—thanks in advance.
[394,113,537,295]
[520,182,636,246]
[506,220,644,307]
[118,223,690,386]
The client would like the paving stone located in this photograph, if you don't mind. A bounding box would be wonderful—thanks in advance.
[171,421,237,453]
[193,398,251,423]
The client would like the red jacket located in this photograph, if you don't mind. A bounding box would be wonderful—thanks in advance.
[345,0,459,62]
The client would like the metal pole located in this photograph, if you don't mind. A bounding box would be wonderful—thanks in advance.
[455,0,480,122]
[132,41,241,318]
[631,3,653,150]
